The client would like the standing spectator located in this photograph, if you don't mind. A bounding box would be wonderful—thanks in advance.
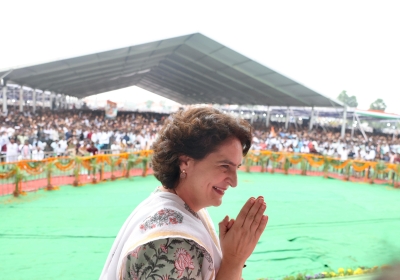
[6,137,19,162]
[50,139,60,156]
[394,152,400,164]
[340,145,349,161]
[20,140,31,160]
[17,131,28,145]
[58,137,68,156]
[111,140,121,155]
[300,143,310,153]
[32,146,44,161]
[87,142,99,156]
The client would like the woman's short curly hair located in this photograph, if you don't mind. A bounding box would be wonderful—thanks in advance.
[152,107,252,189]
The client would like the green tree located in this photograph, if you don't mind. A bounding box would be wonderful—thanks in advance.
[369,98,387,111]
[337,90,358,107]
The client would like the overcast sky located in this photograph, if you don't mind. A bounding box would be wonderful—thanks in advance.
[1,0,399,112]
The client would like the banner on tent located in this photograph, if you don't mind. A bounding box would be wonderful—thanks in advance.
[105,100,118,119]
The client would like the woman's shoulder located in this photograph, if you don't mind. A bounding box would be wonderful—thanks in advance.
[122,238,211,280]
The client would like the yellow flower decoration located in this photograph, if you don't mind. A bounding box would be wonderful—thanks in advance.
[347,268,353,275]
[330,272,336,277]
[338,268,344,273]
[354,268,364,275]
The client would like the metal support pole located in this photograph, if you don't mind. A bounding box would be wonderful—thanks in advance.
[285,107,290,129]
[341,106,347,138]
[266,106,271,127]
[42,91,46,108]
[351,113,355,139]
[2,85,7,113]
[50,92,55,110]
[309,107,314,131]
[19,86,24,112]
[290,108,298,130]
[59,94,63,109]
[354,113,367,141]
[32,89,36,112]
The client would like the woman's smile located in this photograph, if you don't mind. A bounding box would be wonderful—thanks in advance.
[212,186,226,195]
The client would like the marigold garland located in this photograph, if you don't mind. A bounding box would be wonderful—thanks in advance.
[54,159,75,171]
[248,151,400,176]
[81,160,93,170]
[0,168,16,179]
[1,151,399,188]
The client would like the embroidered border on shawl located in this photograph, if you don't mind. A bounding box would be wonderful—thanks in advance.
[139,208,184,231]
[186,239,214,269]
[198,209,221,252]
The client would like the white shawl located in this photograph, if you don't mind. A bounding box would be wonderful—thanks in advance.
[99,190,222,280]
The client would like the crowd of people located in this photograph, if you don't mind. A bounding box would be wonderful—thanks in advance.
[0,107,165,163]
[251,126,400,163]
[1,107,400,164]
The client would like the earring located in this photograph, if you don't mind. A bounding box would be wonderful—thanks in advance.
[180,169,187,179]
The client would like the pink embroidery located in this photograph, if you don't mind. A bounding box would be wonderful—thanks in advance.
[174,248,195,278]
[139,208,184,231]
[160,244,168,254]
[130,247,141,259]
[161,275,170,280]
[129,268,139,280]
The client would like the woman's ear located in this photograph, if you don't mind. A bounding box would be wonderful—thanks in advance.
[178,155,191,170]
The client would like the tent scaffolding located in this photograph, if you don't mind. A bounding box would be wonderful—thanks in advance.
[0,33,347,133]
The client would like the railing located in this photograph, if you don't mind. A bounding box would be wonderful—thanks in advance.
[0,151,153,196]
[244,150,400,186]
[1,149,399,197]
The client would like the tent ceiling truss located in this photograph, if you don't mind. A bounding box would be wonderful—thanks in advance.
[0,33,342,107]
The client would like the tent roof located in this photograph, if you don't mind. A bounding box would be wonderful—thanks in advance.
[218,106,400,121]
[0,33,342,107]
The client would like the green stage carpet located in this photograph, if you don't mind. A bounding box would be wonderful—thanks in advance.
[1,172,399,280]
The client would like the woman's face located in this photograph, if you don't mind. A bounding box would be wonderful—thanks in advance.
[179,137,243,211]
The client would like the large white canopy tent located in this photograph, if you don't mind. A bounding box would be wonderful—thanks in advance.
[1,33,348,131]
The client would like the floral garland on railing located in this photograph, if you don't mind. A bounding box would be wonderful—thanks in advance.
[0,166,16,179]
[255,151,398,172]
[18,160,46,175]
[1,150,399,188]
[54,157,75,171]
[246,150,400,186]
[0,151,154,188]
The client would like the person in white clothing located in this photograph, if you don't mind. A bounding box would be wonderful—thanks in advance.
[381,142,390,155]
[20,140,31,160]
[32,146,45,161]
[110,141,121,155]
[58,139,68,155]
[51,139,59,153]
[300,144,310,153]
[6,137,19,162]
[99,131,111,150]
[340,147,349,161]
[360,147,368,160]
[367,147,377,161]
